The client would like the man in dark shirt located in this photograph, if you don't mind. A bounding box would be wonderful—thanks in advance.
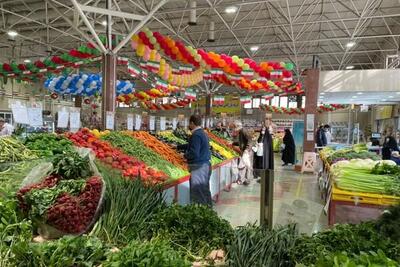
[178,114,212,205]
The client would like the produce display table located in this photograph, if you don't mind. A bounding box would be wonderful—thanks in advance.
[328,185,400,225]
[162,158,239,205]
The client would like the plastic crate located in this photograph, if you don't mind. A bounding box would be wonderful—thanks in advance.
[332,185,400,206]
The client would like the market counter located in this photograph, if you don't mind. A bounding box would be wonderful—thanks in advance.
[162,158,238,205]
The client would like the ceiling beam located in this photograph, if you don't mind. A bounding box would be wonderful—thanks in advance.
[78,3,144,21]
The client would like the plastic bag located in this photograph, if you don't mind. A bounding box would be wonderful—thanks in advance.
[19,147,106,239]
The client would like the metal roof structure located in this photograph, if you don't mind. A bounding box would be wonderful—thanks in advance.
[1,0,400,76]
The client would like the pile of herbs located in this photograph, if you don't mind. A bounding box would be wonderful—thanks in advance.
[92,163,165,245]
[103,239,191,267]
[291,220,400,265]
[9,235,108,267]
[24,134,73,158]
[301,250,399,267]
[225,223,298,267]
[327,149,380,164]
[52,151,93,180]
[150,204,234,258]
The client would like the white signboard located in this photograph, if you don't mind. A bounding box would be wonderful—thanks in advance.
[11,105,29,124]
[57,111,69,128]
[135,114,142,130]
[27,107,43,127]
[127,114,134,130]
[149,116,155,131]
[172,118,177,130]
[106,111,115,130]
[160,117,166,131]
[69,112,81,129]
[184,118,189,128]
[307,131,314,141]
[306,114,315,131]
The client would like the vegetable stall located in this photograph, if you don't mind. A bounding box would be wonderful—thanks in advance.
[0,133,400,266]
[318,145,400,225]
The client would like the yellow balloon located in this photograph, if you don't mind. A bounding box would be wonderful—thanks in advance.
[232,55,239,62]
[243,63,250,70]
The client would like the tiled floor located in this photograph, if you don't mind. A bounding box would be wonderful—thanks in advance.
[214,156,327,234]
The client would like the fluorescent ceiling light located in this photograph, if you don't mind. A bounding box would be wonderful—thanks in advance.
[101,20,107,26]
[397,92,400,95]
[389,96,394,98]
[346,65,355,69]
[23,59,31,63]
[225,6,238,13]
[352,96,357,98]
[250,46,259,51]
[320,92,325,95]
[7,30,18,37]
[382,99,387,101]
[357,92,363,95]
[346,42,355,48]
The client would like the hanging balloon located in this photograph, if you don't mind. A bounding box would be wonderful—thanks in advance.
[84,98,91,104]
[50,92,58,99]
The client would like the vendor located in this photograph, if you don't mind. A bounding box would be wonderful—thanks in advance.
[213,121,230,138]
[0,118,14,136]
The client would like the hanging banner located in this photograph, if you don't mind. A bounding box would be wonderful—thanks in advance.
[135,114,142,130]
[57,111,69,128]
[106,111,115,130]
[127,114,134,130]
[240,96,252,104]
[149,116,155,131]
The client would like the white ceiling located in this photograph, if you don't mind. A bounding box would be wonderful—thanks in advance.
[318,91,400,104]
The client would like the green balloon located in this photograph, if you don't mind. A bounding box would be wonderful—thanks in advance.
[286,62,294,70]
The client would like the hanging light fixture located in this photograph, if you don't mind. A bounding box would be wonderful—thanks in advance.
[188,0,197,25]
[208,20,215,42]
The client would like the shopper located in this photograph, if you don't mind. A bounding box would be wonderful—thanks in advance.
[178,114,212,206]
[382,127,399,160]
[232,120,253,185]
[253,115,274,180]
[282,128,296,166]
[316,125,327,147]
[0,118,14,136]
[324,124,332,144]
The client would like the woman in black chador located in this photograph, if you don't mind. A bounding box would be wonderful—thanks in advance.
[282,128,296,166]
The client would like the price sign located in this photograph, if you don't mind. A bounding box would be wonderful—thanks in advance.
[149,116,155,131]
[106,111,114,130]
[57,111,69,128]
[160,117,166,131]
[127,114,134,130]
[27,107,43,126]
[135,114,142,130]
[11,104,29,124]
[69,112,81,129]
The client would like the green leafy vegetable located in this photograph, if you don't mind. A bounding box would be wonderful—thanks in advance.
[52,151,93,180]
[226,223,298,267]
[24,134,73,158]
[103,239,191,267]
[151,204,233,258]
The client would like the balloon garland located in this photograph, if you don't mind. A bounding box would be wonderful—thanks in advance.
[0,43,101,82]
[131,28,302,94]
[139,99,192,111]
[135,28,294,80]
[259,104,347,114]
[44,73,135,97]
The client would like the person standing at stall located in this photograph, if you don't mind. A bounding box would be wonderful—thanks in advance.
[0,118,14,136]
[382,127,399,160]
[253,115,274,178]
[178,114,212,206]
[232,120,253,185]
[282,128,296,166]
